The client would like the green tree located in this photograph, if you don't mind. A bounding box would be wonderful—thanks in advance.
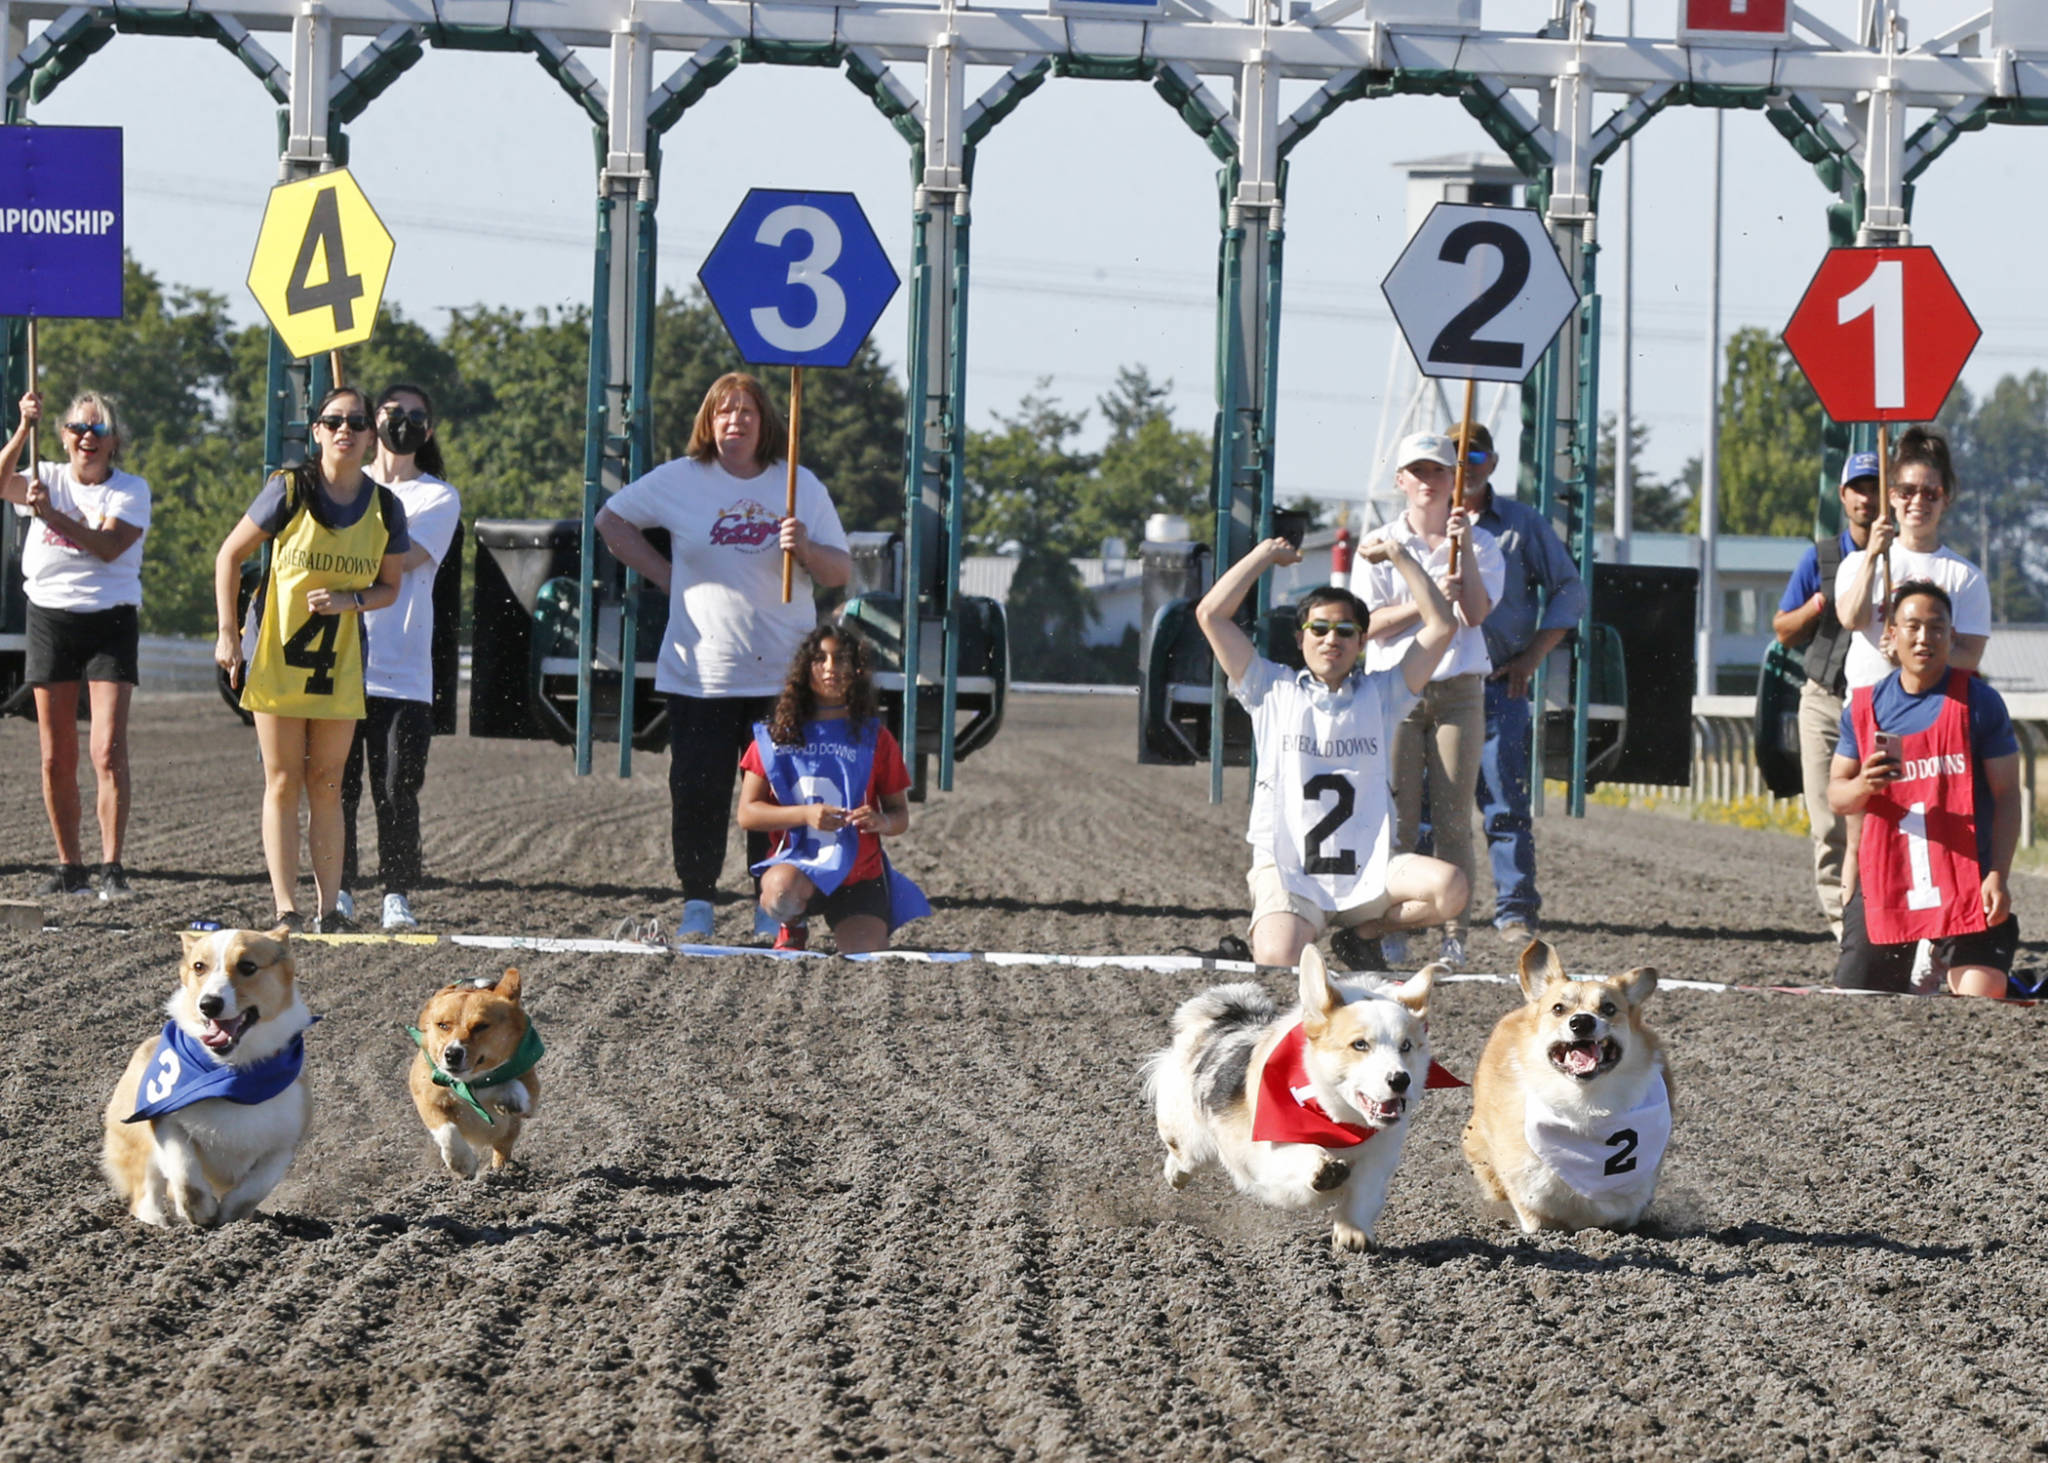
[1082,366,1212,552]
[1940,375,2048,622]
[1714,327,1825,535]
[1594,411,1689,534]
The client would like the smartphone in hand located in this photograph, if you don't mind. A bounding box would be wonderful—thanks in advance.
[1870,730,1902,778]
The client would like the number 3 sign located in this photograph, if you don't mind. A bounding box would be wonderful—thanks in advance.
[246,169,395,360]
[698,188,900,370]
[1782,246,1981,424]
[1381,202,1580,385]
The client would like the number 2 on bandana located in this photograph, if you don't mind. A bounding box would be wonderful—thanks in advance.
[282,614,341,695]
[1302,773,1357,877]
[1603,1127,1639,1176]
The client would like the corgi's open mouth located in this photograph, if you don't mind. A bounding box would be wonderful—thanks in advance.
[1353,1095,1407,1126]
[200,1008,257,1053]
[1549,1037,1620,1080]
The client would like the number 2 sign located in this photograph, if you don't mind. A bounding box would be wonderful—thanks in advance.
[1381,202,1580,386]
[1782,246,1981,424]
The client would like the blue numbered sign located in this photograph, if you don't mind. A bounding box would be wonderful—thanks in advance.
[698,189,900,370]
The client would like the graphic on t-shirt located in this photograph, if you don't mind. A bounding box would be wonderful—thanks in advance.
[39,522,82,552]
[709,498,781,552]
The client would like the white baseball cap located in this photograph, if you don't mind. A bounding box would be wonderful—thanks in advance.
[1396,431,1459,471]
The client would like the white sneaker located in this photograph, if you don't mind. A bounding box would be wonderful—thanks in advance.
[753,906,781,941]
[334,889,356,922]
[1909,938,1945,996]
[382,892,419,931]
[1379,932,1413,966]
[1438,934,1467,972]
[676,899,715,941]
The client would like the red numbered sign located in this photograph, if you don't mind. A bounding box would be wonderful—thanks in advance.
[1781,247,1981,424]
[1681,0,1790,38]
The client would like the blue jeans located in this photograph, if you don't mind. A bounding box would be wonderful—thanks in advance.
[1476,677,1541,927]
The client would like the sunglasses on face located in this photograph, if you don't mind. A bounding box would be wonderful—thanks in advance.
[316,413,371,432]
[64,421,108,438]
[1893,485,1943,501]
[1303,620,1361,640]
[381,406,429,425]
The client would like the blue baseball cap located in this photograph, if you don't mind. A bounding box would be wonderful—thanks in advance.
[1841,452,1880,486]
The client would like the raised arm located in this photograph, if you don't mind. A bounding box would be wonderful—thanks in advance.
[1195,536,1299,685]
[1363,539,1456,695]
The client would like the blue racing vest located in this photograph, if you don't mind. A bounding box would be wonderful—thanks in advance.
[125,1020,312,1122]
[748,716,931,930]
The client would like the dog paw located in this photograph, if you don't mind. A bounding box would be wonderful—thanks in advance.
[1331,1221,1379,1254]
[1311,1158,1352,1193]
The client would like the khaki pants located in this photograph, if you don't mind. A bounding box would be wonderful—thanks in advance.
[1392,673,1487,941]
[1798,678,1848,940]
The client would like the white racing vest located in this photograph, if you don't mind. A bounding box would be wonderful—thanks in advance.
[1524,1069,1672,1199]
[1237,658,1408,913]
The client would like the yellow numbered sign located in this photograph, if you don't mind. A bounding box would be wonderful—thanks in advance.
[245,168,394,359]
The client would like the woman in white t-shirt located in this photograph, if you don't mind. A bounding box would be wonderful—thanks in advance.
[596,371,852,942]
[1834,425,1990,692]
[336,383,462,933]
[0,390,151,901]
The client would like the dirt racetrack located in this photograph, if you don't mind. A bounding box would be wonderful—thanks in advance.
[1,690,2044,1461]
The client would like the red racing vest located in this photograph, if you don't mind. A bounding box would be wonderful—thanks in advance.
[1851,669,1986,944]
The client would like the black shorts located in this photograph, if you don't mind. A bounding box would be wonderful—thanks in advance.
[1835,890,2020,993]
[804,873,891,928]
[25,602,140,686]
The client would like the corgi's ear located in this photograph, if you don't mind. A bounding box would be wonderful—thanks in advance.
[496,966,523,1002]
[179,929,202,959]
[1619,966,1658,1007]
[1392,963,1438,1016]
[1516,939,1565,1001]
[265,922,294,946]
[1298,944,1341,1036]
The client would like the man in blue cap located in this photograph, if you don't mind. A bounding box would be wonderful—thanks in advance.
[1772,451,1883,940]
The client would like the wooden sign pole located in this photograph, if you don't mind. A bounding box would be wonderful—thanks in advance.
[24,317,37,473]
[1876,422,1892,611]
[1448,377,1476,577]
[781,365,804,604]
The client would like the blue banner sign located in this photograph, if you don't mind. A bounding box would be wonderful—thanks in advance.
[0,126,124,319]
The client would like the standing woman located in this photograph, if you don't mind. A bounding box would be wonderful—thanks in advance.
[0,390,151,900]
[596,371,852,941]
[214,387,410,933]
[337,383,461,931]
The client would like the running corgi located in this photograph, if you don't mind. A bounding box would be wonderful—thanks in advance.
[407,968,544,1177]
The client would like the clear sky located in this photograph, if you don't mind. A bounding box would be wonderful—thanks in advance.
[20,0,2035,521]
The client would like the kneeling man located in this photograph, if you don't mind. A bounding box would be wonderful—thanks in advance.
[1830,580,2023,997]
[1197,529,1468,968]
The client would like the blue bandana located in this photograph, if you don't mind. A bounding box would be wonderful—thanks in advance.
[124,1019,312,1123]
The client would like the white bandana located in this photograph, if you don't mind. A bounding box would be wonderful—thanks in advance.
[1523,1069,1671,1199]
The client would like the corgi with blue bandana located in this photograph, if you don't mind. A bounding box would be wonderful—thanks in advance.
[407,968,543,1178]
[1463,939,1673,1233]
[1143,944,1450,1254]
[102,925,314,1227]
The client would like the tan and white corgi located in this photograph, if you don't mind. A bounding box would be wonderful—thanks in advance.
[407,968,543,1178]
[102,926,314,1228]
[1463,939,1672,1233]
[1143,945,1444,1253]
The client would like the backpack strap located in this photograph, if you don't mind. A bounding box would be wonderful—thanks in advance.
[1805,532,1851,695]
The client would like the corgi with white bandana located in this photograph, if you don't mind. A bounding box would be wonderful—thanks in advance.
[102,926,314,1228]
[1463,938,1672,1233]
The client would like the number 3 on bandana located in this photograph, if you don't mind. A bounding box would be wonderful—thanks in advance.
[282,614,341,695]
[144,1046,182,1106]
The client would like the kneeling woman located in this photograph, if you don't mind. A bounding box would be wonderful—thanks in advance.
[735,627,928,953]
[213,388,409,932]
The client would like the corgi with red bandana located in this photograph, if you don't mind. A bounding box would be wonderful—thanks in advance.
[1143,945,1446,1253]
[1463,939,1672,1233]
[102,926,314,1227]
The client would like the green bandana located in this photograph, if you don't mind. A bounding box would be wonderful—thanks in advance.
[404,1020,545,1126]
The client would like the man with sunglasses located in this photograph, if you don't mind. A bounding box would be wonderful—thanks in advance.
[1459,423,1586,944]
[1197,530,1468,968]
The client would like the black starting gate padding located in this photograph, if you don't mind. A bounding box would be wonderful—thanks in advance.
[0,507,27,715]
[1754,640,1807,800]
[1584,562,1699,786]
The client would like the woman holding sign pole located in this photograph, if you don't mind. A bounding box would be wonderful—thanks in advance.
[596,371,852,944]
[213,386,410,934]
[0,389,150,901]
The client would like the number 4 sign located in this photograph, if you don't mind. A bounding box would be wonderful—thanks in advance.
[1782,246,1980,424]
[246,169,396,360]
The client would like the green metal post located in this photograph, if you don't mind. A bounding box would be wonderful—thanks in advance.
[616,194,657,778]
[938,205,971,790]
[1569,290,1601,817]
[1210,196,1246,808]
[1528,341,1561,818]
[577,195,613,779]
[899,208,933,781]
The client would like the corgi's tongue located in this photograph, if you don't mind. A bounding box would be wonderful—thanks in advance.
[200,1011,252,1050]
[1560,1041,1602,1076]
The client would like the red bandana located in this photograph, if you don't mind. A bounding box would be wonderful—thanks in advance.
[1252,1023,1468,1149]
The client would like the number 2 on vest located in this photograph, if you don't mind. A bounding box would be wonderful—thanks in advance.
[1302,773,1357,877]
[282,614,341,695]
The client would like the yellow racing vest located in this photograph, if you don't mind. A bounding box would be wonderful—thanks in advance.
[240,475,390,719]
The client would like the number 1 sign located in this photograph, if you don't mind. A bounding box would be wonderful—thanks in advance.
[1782,246,1980,425]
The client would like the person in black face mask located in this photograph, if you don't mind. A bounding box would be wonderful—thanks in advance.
[336,383,463,932]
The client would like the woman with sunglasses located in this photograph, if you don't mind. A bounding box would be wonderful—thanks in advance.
[333,383,461,932]
[1357,430,1504,971]
[213,387,410,933]
[0,390,150,901]
[596,371,851,944]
